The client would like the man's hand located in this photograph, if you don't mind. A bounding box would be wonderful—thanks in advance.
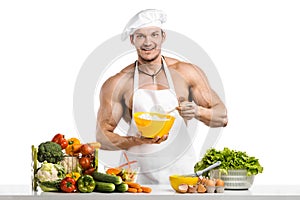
[176,97,199,120]
[140,134,168,144]
[148,135,168,144]
[129,134,169,146]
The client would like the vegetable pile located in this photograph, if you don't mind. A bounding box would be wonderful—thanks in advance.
[32,133,100,193]
[32,133,152,194]
[194,147,264,177]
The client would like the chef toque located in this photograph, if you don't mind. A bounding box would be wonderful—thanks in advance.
[121,9,167,41]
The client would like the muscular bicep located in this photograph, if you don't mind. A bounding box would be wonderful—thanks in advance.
[189,66,222,108]
[95,78,127,150]
[97,81,124,133]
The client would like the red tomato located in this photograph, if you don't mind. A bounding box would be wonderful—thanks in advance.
[79,157,91,169]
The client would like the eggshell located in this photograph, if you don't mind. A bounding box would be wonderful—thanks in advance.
[197,184,206,193]
[178,184,188,193]
[205,179,215,187]
[216,179,225,187]
[187,185,197,193]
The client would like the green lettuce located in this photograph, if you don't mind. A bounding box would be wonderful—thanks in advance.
[194,147,263,176]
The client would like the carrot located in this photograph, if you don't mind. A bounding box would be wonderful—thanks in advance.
[137,188,143,193]
[117,160,137,168]
[123,151,131,168]
[124,182,141,189]
[106,167,122,175]
[127,188,137,193]
[141,186,152,193]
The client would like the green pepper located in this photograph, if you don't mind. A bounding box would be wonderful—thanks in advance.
[77,174,96,193]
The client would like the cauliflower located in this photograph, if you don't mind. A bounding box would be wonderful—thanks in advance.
[36,162,66,192]
[60,156,82,174]
[36,162,65,182]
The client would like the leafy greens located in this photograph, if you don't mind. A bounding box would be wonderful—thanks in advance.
[194,147,263,176]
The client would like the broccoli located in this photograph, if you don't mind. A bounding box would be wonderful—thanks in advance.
[37,141,64,163]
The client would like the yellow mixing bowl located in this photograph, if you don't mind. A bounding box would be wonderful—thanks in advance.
[169,175,199,192]
[133,112,175,138]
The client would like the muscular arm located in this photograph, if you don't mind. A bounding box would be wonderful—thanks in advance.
[96,72,167,150]
[176,63,228,127]
[96,76,133,150]
[192,88,228,127]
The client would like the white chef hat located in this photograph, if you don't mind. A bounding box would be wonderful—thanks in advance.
[121,9,167,41]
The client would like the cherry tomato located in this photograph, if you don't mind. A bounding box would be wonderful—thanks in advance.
[79,157,91,169]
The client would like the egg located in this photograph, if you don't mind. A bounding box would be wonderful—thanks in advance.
[216,179,225,187]
[205,179,215,187]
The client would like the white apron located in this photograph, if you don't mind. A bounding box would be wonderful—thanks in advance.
[123,57,198,184]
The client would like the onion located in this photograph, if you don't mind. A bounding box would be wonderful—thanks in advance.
[80,144,94,156]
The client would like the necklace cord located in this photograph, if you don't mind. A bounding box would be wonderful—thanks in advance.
[137,64,163,78]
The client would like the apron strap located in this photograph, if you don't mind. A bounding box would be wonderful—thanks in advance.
[161,56,176,92]
[134,56,176,92]
[133,60,139,91]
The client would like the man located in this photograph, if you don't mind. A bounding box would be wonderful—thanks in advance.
[96,9,227,184]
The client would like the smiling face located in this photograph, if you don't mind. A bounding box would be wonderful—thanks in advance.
[130,26,166,63]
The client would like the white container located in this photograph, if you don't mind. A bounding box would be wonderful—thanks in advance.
[209,169,254,190]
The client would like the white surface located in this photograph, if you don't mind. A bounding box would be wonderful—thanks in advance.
[1,185,300,200]
[1,0,300,186]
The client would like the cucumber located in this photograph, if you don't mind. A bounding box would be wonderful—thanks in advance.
[92,171,123,185]
[115,183,128,192]
[94,181,115,193]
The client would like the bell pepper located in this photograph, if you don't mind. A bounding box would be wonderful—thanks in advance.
[60,177,76,193]
[77,175,96,193]
[65,138,81,156]
[66,172,81,181]
[51,133,68,149]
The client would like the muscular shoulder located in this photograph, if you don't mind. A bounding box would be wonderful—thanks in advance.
[101,63,135,97]
[165,56,207,83]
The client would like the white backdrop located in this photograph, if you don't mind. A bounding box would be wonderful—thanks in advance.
[1,0,299,186]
